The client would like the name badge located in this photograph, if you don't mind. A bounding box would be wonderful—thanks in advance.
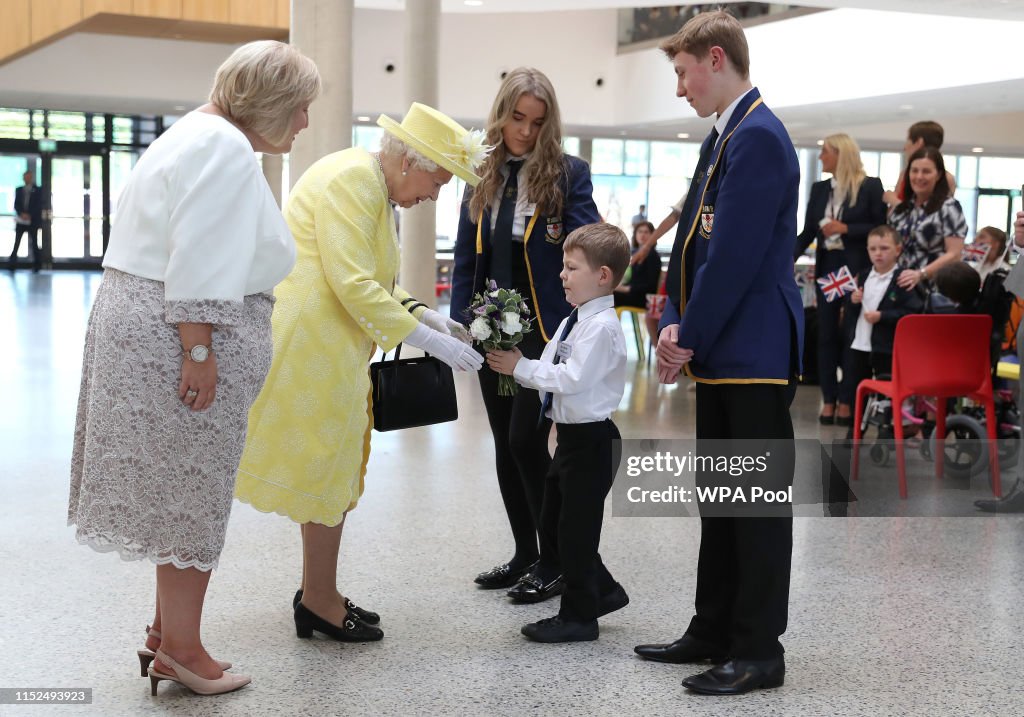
[556,341,572,361]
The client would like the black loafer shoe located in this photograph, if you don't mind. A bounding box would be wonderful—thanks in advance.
[293,590,380,625]
[507,574,565,603]
[634,633,728,664]
[975,484,1024,513]
[818,413,835,425]
[294,602,384,642]
[474,561,536,589]
[597,583,629,617]
[682,657,785,695]
[521,615,598,643]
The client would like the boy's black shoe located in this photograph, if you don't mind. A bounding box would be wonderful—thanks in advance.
[597,583,629,617]
[507,574,564,603]
[682,657,785,695]
[521,616,598,643]
[474,560,537,589]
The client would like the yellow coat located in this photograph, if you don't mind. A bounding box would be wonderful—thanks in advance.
[236,148,424,526]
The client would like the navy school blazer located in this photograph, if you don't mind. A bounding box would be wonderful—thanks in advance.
[843,268,923,355]
[450,155,601,343]
[660,88,804,383]
[794,176,887,278]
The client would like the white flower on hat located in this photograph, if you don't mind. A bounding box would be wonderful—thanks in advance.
[452,129,493,170]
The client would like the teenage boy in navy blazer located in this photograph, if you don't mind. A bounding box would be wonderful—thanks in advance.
[635,10,803,696]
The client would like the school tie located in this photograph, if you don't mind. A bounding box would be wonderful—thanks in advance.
[538,307,579,424]
[490,160,523,288]
[666,127,719,307]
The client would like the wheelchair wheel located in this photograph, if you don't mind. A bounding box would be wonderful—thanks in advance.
[869,443,890,466]
[930,415,988,478]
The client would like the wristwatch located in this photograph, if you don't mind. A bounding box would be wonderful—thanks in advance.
[184,344,212,362]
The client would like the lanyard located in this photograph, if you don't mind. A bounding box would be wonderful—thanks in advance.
[826,185,844,222]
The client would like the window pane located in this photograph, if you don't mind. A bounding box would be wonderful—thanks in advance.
[957,155,978,189]
[591,139,624,175]
[562,136,580,157]
[650,141,700,178]
[435,177,466,253]
[353,126,384,152]
[624,140,649,176]
[878,152,902,190]
[859,151,880,178]
[0,109,31,139]
[978,157,1024,189]
[976,194,1010,235]
[46,112,87,141]
[112,117,134,145]
[591,174,646,235]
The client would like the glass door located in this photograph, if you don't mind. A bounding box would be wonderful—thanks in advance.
[1,153,41,262]
[49,154,104,265]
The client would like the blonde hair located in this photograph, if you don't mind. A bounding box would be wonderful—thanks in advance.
[209,40,321,147]
[659,10,750,79]
[469,67,566,219]
[564,223,631,285]
[823,133,867,204]
[380,133,439,172]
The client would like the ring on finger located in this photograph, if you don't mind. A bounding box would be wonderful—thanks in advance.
[186,389,198,398]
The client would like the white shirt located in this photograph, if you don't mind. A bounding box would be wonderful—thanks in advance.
[852,266,895,352]
[712,87,756,151]
[488,154,533,240]
[103,111,295,308]
[513,294,627,424]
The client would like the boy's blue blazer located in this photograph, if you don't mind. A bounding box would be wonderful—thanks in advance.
[660,88,804,383]
[451,155,600,342]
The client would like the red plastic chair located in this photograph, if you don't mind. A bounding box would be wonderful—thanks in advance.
[852,314,1002,499]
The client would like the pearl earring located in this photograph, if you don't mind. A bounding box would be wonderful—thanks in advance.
[402,170,408,176]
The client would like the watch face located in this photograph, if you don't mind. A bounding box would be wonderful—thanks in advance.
[190,345,210,362]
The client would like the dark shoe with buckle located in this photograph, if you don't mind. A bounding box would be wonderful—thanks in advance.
[597,583,629,617]
[293,589,380,625]
[521,615,598,643]
[507,573,564,603]
[634,633,727,664]
[294,602,383,642]
[474,560,536,589]
[682,657,785,695]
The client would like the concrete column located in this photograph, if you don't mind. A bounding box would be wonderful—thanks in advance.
[399,0,441,309]
[577,137,593,165]
[262,153,283,207]
[288,0,353,186]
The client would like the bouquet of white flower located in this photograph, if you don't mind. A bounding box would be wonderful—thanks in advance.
[465,279,534,396]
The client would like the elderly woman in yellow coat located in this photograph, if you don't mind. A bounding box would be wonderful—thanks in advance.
[236,103,488,641]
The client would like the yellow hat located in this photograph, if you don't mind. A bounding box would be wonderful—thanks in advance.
[377,102,491,187]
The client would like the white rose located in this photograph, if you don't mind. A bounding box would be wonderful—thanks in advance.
[470,316,492,341]
[500,312,523,335]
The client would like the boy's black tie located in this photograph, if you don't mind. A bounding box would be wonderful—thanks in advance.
[538,307,579,424]
[491,159,523,288]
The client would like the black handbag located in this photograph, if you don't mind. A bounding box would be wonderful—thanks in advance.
[370,343,458,431]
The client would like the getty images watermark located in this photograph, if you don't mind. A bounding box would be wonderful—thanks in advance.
[611,438,1010,518]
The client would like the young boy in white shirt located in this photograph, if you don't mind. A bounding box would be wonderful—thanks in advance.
[486,222,631,643]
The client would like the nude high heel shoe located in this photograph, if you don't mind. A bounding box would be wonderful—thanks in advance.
[137,627,231,677]
[148,649,250,696]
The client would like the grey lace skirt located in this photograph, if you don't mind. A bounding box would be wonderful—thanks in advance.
[68,269,274,571]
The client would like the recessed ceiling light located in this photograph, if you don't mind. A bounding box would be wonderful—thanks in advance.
[816,139,825,146]
[464,0,483,5]
[618,130,627,136]
[972,147,984,153]
[172,105,186,111]
[899,104,914,111]
[676,133,690,139]
[357,116,370,122]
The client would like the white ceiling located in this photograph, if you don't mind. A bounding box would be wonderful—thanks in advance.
[361,0,1024,21]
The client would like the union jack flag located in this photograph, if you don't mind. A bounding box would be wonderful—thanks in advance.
[962,243,989,262]
[816,265,857,303]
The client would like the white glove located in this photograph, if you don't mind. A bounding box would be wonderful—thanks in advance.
[406,323,483,372]
[420,308,472,345]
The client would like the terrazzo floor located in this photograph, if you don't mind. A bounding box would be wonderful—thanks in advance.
[1,271,1022,717]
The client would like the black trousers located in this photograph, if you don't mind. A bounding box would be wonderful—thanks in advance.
[9,225,40,270]
[543,419,620,622]
[687,381,795,660]
[476,329,558,573]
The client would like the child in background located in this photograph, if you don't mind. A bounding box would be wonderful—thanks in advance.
[842,225,923,399]
[486,222,631,643]
[969,226,1011,284]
